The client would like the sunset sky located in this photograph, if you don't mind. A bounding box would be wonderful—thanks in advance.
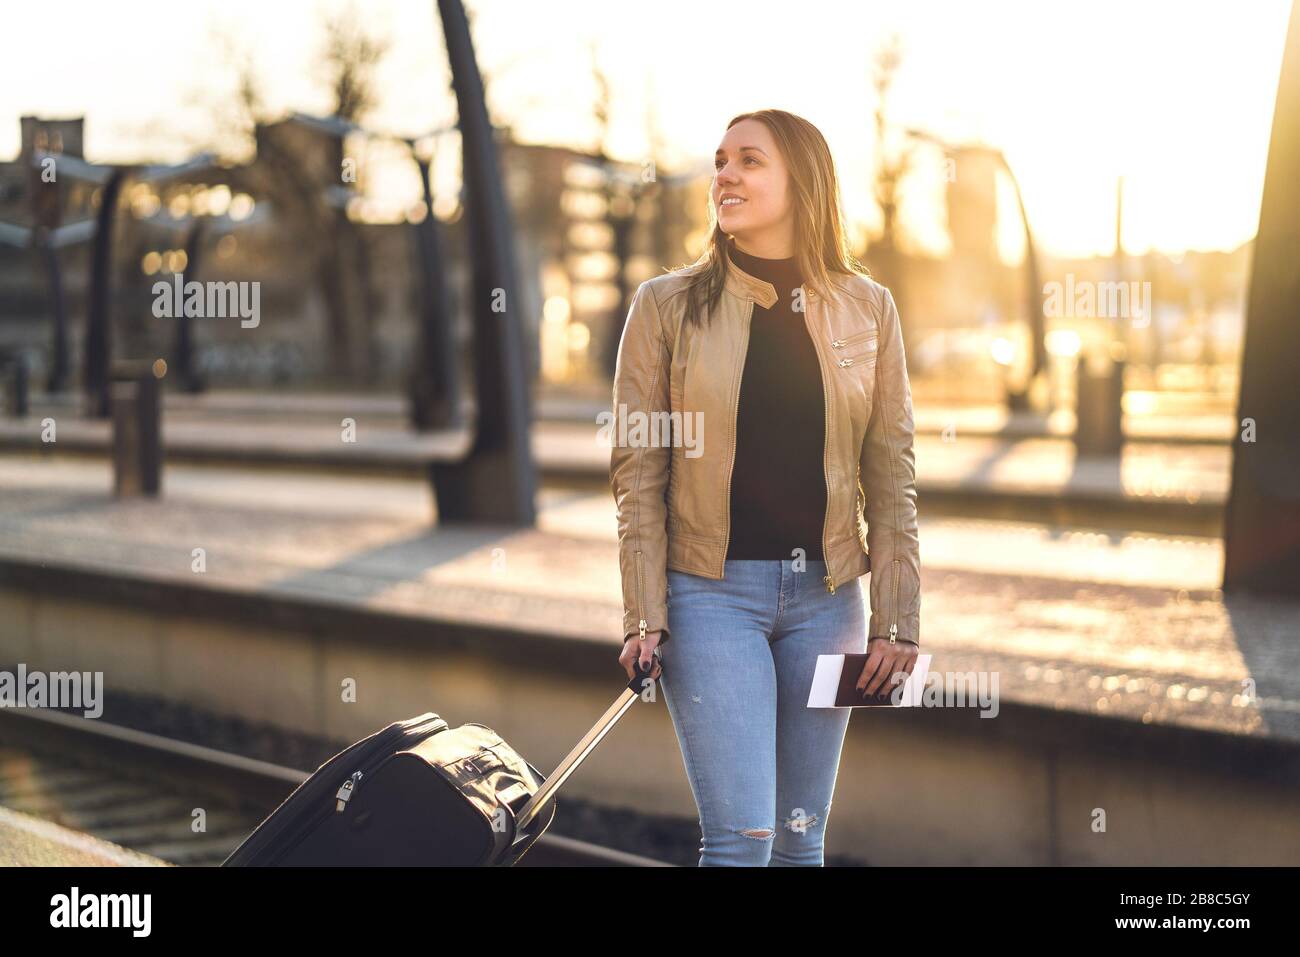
[1,0,1292,259]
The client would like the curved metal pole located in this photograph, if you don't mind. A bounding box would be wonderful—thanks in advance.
[408,151,462,431]
[171,218,207,393]
[1222,0,1300,595]
[434,0,536,525]
[28,155,70,394]
[906,130,1047,409]
[1000,154,1047,385]
[83,168,126,419]
[37,230,70,393]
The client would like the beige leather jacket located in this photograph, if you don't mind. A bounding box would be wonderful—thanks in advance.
[608,257,920,648]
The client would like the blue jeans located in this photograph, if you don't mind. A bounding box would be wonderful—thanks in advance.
[659,559,867,866]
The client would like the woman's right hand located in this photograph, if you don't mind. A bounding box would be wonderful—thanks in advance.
[620,631,663,683]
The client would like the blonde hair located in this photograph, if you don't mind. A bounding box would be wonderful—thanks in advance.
[675,109,868,329]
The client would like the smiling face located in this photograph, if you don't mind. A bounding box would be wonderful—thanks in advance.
[713,118,796,258]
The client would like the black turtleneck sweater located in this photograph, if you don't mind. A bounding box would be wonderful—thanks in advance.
[724,240,828,562]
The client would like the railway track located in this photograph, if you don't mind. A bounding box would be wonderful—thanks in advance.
[0,707,671,867]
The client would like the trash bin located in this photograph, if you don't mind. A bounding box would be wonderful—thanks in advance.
[1074,349,1124,456]
[110,359,163,497]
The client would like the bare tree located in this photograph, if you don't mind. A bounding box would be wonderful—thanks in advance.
[195,10,392,384]
[319,7,391,123]
[866,33,917,348]
[869,34,915,267]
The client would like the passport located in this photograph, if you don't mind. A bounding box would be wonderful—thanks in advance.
[806,653,932,708]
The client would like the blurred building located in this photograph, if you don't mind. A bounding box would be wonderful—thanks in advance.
[0,117,96,357]
[0,114,706,396]
[0,114,1248,402]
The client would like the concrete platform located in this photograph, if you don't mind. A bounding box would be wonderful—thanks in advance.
[0,804,169,866]
[0,454,1286,741]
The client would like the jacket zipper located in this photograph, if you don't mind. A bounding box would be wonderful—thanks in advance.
[635,549,647,640]
[835,334,879,368]
[809,289,834,594]
[879,294,905,640]
[718,299,753,576]
[831,328,877,350]
[889,558,900,644]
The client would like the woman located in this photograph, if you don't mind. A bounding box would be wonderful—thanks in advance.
[609,109,921,866]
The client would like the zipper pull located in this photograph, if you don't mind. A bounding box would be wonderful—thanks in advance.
[335,771,363,813]
[889,560,901,645]
[639,618,648,641]
[823,575,836,595]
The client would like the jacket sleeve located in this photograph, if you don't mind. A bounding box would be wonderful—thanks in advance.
[860,286,921,646]
[609,280,672,646]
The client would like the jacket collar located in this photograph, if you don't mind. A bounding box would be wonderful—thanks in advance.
[723,258,780,308]
[722,254,841,308]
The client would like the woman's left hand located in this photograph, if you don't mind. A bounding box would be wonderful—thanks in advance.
[856,637,919,699]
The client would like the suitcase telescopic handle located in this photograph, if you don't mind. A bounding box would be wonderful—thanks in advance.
[513,654,663,833]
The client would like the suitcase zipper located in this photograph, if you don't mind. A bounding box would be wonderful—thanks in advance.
[335,771,364,813]
[329,714,446,815]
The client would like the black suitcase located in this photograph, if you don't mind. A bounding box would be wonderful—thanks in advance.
[223,658,660,866]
